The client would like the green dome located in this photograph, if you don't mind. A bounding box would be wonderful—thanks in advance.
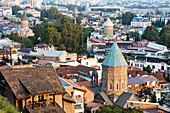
[102,42,127,67]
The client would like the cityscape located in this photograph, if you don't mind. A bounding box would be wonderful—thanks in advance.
[0,0,169,113]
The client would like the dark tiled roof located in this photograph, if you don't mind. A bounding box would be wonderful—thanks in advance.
[21,12,28,21]
[0,66,66,99]
[18,48,32,53]
[63,93,75,103]
[98,92,113,105]
[26,103,65,113]
[115,92,132,107]
[76,65,94,73]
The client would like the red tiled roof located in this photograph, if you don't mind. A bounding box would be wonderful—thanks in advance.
[78,81,91,88]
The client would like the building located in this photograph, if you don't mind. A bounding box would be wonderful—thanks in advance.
[90,6,123,12]
[28,49,77,62]
[18,9,41,17]
[3,12,34,37]
[0,66,75,113]
[131,17,151,28]
[0,7,12,16]
[60,78,86,113]
[104,18,113,36]
[102,42,128,96]
[27,0,43,8]
[85,1,89,11]
[34,44,54,51]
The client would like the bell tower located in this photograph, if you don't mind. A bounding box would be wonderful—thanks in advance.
[102,42,128,96]
[21,12,28,30]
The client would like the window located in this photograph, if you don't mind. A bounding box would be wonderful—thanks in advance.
[122,82,124,89]
[110,82,112,89]
[117,83,119,90]
[86,62,88,65]
[161,66,164,70]
[152,65,155,69]
[71,92,73,97]
[167,67,170,70]
[105,80,107,90]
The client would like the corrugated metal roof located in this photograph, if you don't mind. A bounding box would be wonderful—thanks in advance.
[29,50,65,57]
[102,42,127,67]
[147,42,166,51]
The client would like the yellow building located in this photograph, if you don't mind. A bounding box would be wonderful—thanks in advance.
[0,66,75,113]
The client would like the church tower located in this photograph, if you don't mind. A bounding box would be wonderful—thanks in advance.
[102,42,128,96]
[104,18,113,36]
[21,12,28,30]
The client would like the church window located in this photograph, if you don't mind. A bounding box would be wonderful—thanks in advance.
[117,83,118,90]
[105,80,107,90]
[110,81,112,89]
[122,82,124,89]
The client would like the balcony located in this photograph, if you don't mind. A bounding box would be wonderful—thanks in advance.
[75,103,83,109]
[28,99,55,109]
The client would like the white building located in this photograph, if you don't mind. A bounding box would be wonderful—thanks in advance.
[27,0,43,8]
[131,17,151,28]
[0,7,12,17]
[18,9,41,17]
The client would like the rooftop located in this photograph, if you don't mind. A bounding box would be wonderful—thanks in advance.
[102,42,127,67]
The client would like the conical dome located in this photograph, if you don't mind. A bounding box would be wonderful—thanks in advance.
[21,12,28,21]
[104,18,113,27]
[102,42,127,67]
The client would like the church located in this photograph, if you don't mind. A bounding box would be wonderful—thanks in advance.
[4,12,34,37]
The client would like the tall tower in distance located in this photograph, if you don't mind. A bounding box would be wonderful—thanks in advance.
[102,42,128,96]
[21,12,28,30]
[85,1,89,11]
[104,18,113,36]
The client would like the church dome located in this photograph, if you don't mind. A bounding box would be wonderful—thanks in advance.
[21,12,28,21]
[104,18,113,27]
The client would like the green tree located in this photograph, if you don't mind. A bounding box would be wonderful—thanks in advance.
[76,17,82,25]
[12,5,22,15]
[0,95,18,113]
[3,17,9,20]
[159,24,170,48]
[58,44,66,50]
[122,12,136,25]
[26,13,33,17]
[128,31,140,41]
[21,37,33,48]
[83,27,95,43]
[151,92,157,103]
[48,7,59,19]
[96,104,143,113]
[143,65,152,73]
[141,25,159,41]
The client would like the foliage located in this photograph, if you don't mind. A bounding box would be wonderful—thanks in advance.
[122,12,136,25]
[76,17,82,25]
[143,65,152,73]
[0,95,18,113]
[151,92,157,103]
[141,25,159,41]
[8,32,33,48]
[155,10,162,15]
[152,18,166,28]
[26,13,33,17]
[66,4,85,11]
[83,27,95,43]
[35,8,41,12]
[123,54,130,65]
[33,7,86,53]
[128,31,140,41]
[139,87,152,102]
[98,58,105,63]
[12,5,22,15]
[96,104,143,113]
[3,17,9,20]
[159,24,170,48]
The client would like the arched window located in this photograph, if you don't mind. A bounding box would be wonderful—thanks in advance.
[117,83,119,90]
[110,81,112,89]
[105,80,107,90]
[122,82,124,89]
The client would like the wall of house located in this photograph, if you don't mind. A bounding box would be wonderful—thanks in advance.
[81,85,94,103]
[127,101,159,109]
[64,101,75,113]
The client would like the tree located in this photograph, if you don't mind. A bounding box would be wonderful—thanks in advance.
[21,37,33,48]
[96,104,143,113]
[48,7,59,19]
[139,87,152,102]
[128,31,140,41]
[76,17,82,25]
[143,65,152,73]
[155,10,162,15]
[12,5,22,15]
[58,44,66,50]
[83,27,95,43]
[159,24,170,48]
[0,95,18,113]
[141,25,159,41]
[3,17,9,20]
[122,12,136,25]
[151,92,157,103]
